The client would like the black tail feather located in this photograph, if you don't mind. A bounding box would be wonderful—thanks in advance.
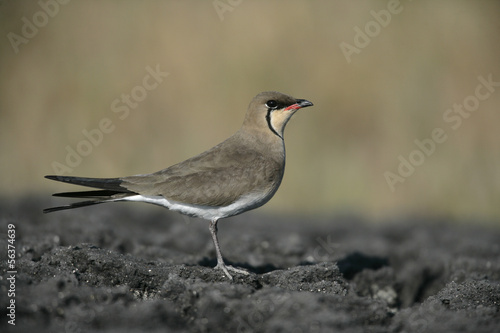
[44,175,137,214]
[52,189,129,198]
[43,200,105,213]
[45,175,134,192]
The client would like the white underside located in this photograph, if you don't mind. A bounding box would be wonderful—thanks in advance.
[116,193,269,221]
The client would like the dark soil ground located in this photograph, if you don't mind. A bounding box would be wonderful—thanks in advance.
[1,197,499,332]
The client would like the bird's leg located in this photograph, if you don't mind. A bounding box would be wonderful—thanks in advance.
[209,219,249,280]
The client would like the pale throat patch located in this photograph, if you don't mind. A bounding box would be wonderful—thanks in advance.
[270,110,296,138]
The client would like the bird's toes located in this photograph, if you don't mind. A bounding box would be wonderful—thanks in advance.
[214,263,250,279]
[214,263,234,280]
[226,265,250,275]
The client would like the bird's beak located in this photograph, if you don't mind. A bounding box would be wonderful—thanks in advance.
[296,99,314,108]
[284,99,314,111]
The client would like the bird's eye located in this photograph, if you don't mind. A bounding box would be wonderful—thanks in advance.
[266,100,278,109]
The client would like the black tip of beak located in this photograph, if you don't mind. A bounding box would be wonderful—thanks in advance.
[296,99,314,108]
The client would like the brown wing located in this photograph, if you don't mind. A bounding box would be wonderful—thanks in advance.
[121,137,284,206]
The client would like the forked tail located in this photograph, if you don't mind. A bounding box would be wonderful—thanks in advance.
[43,175,137,213]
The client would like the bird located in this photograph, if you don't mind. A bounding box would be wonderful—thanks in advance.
[44,91,313,279]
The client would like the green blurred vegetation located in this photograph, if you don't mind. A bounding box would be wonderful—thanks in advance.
[1,1,499,223]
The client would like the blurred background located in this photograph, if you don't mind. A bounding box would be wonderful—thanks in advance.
[1,0,499,223]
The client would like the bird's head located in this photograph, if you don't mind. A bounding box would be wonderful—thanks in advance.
[242,91,313,139]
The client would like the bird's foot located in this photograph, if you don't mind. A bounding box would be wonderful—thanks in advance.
[215,262,250,280]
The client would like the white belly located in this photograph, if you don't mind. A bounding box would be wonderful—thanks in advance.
[120,192,270,221]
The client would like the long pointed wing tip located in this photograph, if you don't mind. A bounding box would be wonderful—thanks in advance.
[42,200,105,214]
[43,207,59,214]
